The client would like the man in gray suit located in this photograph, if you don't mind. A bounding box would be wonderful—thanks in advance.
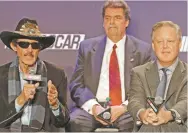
[128,21,187,132]
[68,0,153,132]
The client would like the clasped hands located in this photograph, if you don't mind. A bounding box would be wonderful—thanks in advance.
[92,104,127,125]
[139,107,173,126]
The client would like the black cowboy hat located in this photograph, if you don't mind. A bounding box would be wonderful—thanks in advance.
[0,18,55,50]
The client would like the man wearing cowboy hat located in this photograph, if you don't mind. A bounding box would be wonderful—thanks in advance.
[0,18,69,132]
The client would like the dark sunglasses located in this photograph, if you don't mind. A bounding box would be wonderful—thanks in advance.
[15,41,42,49]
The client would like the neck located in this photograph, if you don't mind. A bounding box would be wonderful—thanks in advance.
[108,34,125,43]
[158,58,178,67]
[19,61,35,74]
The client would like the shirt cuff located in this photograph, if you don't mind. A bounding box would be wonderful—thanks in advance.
[137,108,146,120]
[121,100,128,106]
[52,108,60,116]
[135,108,145,125]
[81,99,99,115]
[50,100,60,116]
[15,98,23,112]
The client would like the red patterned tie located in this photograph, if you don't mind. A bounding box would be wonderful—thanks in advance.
[109,44,122,106]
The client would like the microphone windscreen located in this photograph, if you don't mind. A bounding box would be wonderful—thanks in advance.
[154,96,163,105]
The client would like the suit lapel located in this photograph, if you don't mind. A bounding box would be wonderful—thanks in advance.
[145,61,160,98]
[124,35,137,99]
[166,60,186,99]
[91,36,106,94]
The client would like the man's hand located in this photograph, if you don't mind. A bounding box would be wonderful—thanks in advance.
[17,82,39,106]
[139,108,158,125]
[152,107,172,126]
[47,80,59,108]
[92,104,109,125]
[110,105,127,122]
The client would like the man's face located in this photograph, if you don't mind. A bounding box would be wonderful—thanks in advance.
[10,39,41,66]
[152,26,181,66]
[103,7,129,41]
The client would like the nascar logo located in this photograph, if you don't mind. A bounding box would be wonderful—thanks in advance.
[4,34,85,50]
[47,34,85,50]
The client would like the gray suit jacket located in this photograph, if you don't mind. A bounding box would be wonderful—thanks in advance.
[128,60,187,131]
[69,34,153,107]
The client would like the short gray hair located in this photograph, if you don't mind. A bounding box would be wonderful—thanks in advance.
[102,0,131,20]
[151,21,182,42]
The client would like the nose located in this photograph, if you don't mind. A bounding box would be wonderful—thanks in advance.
[110,17,115,25]
[163,40,168,48]
[27,44,33,52]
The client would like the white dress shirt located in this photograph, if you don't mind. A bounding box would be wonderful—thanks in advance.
[82,36,128,114]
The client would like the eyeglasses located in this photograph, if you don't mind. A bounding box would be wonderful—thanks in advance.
[15,41,42,49]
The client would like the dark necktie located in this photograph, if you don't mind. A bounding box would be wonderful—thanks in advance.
[155,68,168,105]
[109,44,122,106]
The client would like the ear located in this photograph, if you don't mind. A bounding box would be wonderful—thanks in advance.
[125,19,130,28]
[10,42,17,52]
[152,42,155,52]
[178,40,182,50]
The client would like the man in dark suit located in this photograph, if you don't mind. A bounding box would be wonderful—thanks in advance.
[0,18,69,132]
[128,21,187,132]
[68,0,153,132]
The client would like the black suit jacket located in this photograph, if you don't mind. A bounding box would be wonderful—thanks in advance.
[0,61,69,131]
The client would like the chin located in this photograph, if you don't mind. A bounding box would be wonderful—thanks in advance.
[159,58,175,65]
[108,30,118,35]
[23,60,36,66]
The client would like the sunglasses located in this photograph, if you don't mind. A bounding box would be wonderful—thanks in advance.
[15,41,42,49]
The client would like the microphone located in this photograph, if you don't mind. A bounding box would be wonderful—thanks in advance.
[147,96,164,113]
[23,74,42,83]
[97,97,112,125]
[154,96,164,105]
[146,97,158,113]
[102,97,111,120]
[22,67,42,104]
[23,67,42,83]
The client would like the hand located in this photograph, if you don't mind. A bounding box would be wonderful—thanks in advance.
[139,108,158,125]
[17,82,39,106]
[152,107,172,126]
[92,104,109,125]
[47,80,59,108]
[110,105,127,122]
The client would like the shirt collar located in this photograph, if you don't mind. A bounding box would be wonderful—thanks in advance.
[106,35,126,50]
[157,58,179,73]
